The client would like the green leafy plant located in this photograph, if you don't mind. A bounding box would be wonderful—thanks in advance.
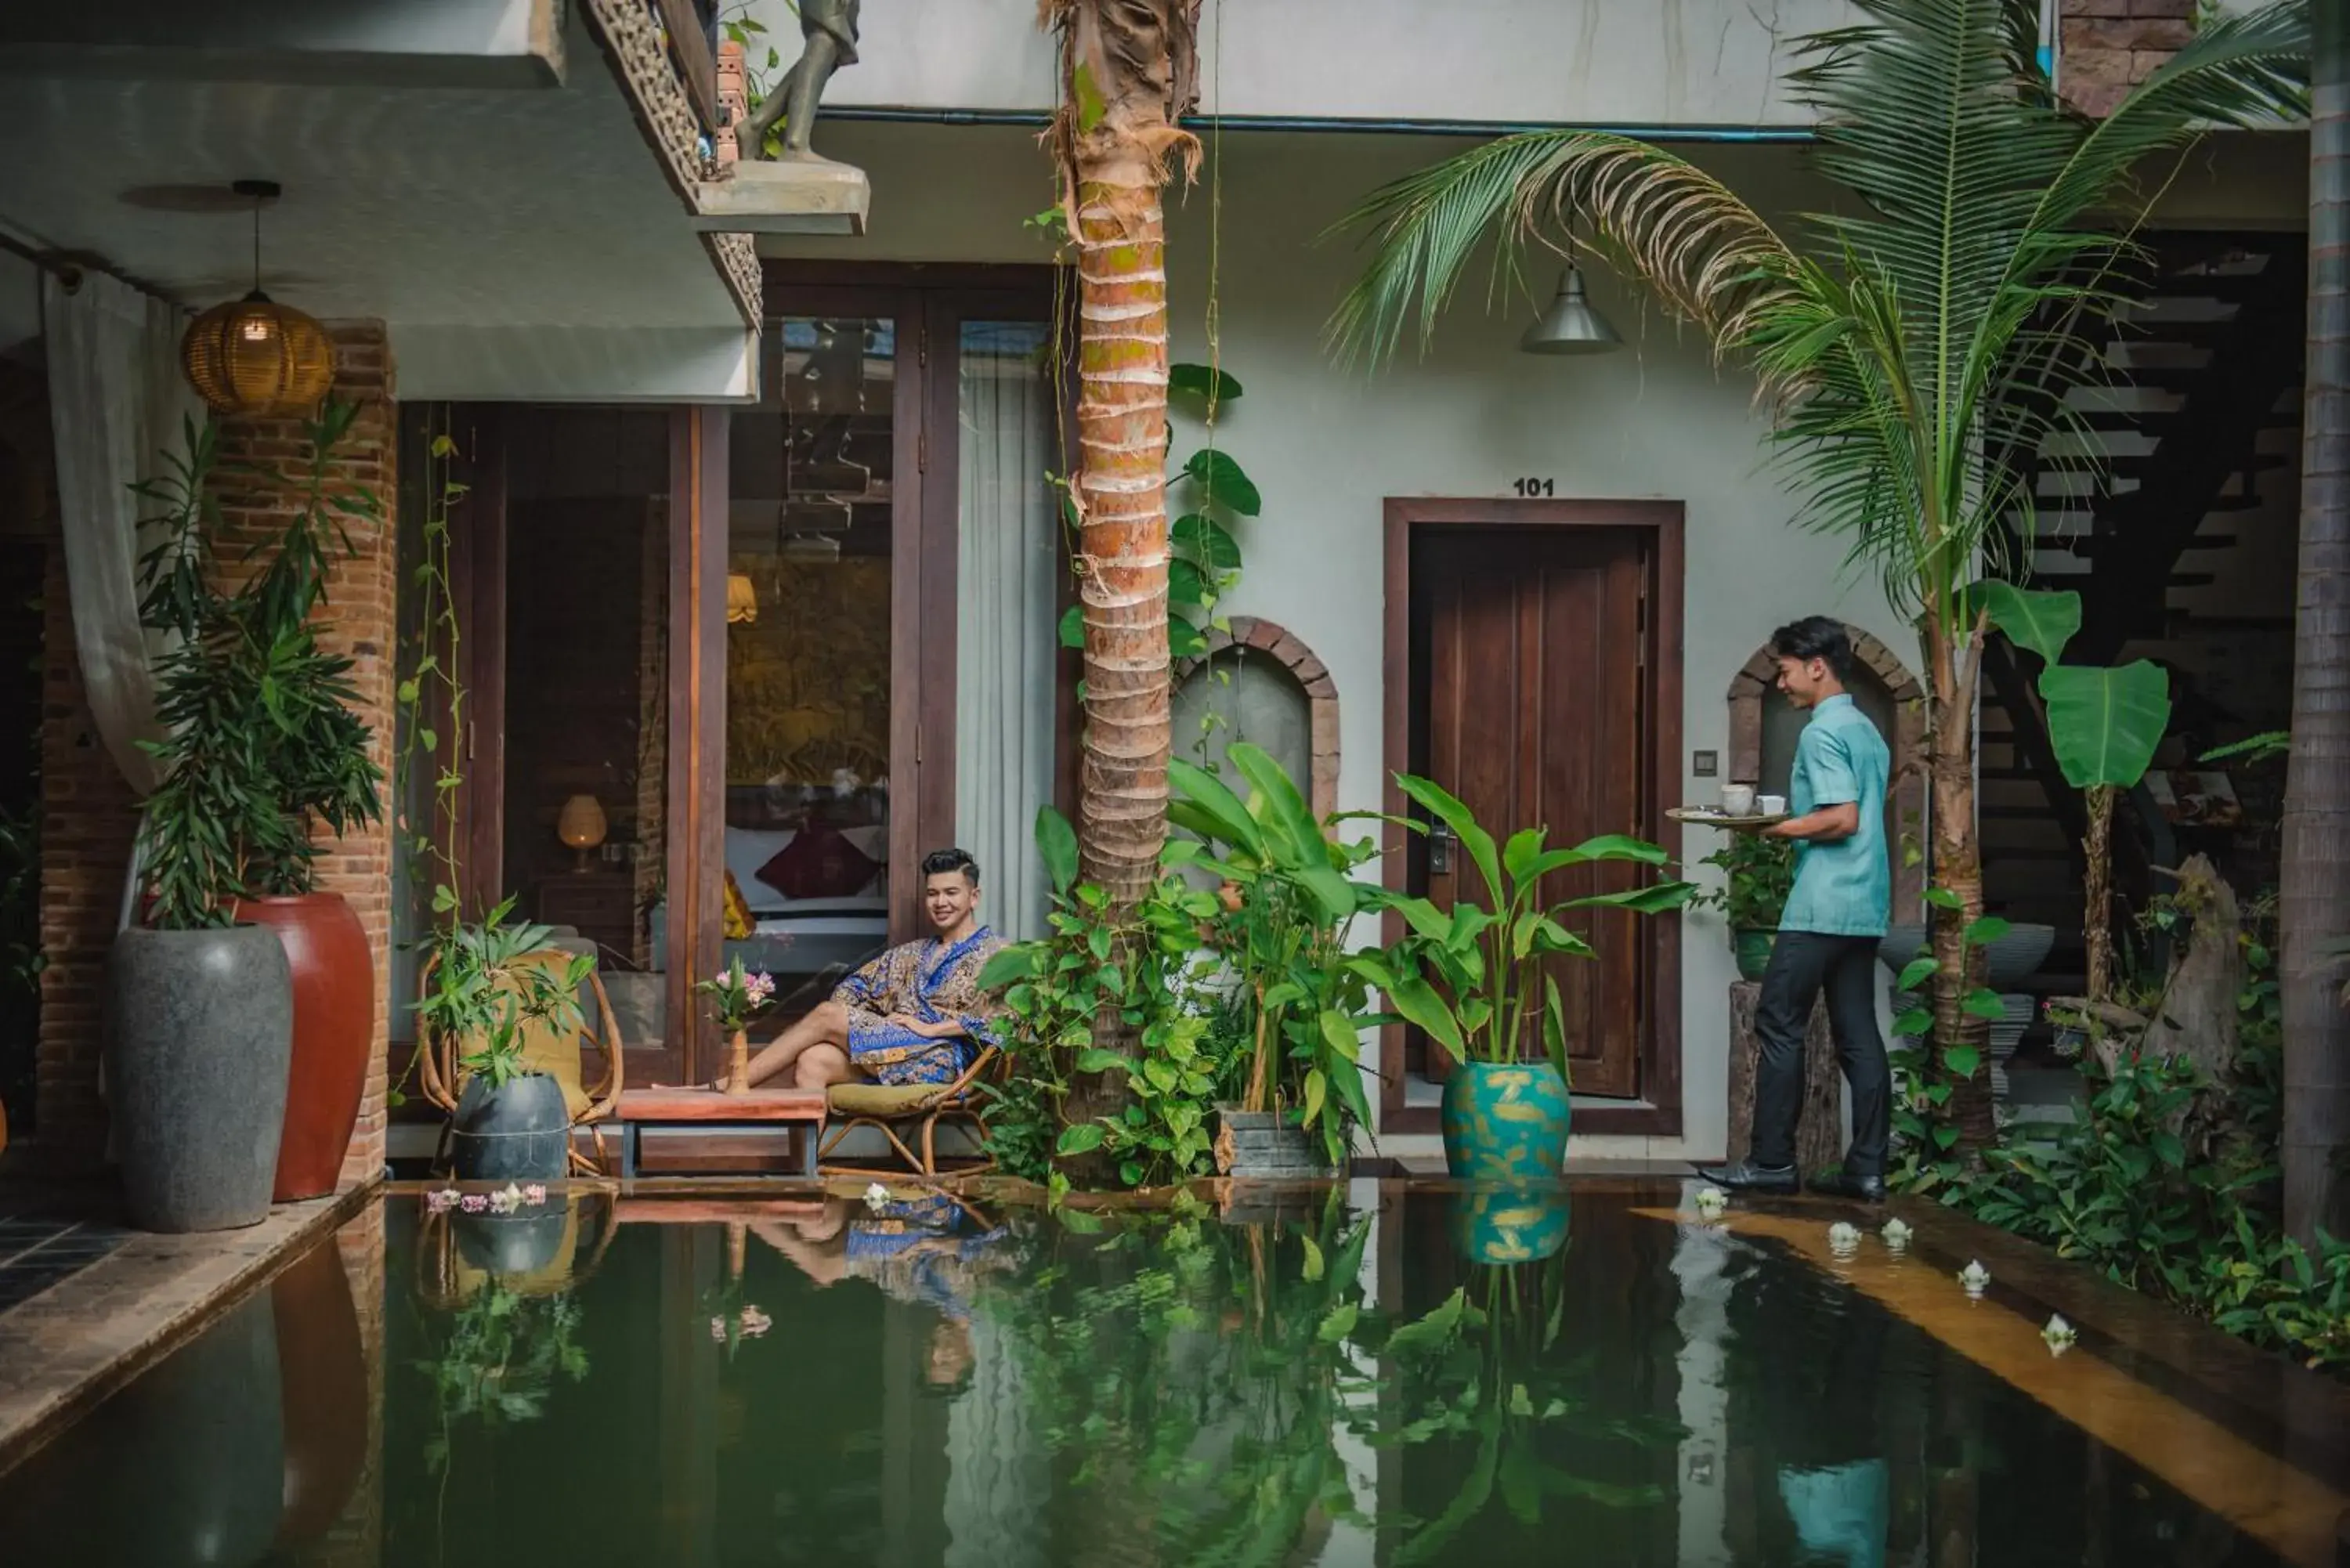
[1885,894,2018,1190]
[980,807,1234,1192]
[417,1281,590,1472]
[1165,742,1380,1167]
[1330,0,2308,1154]
[1976,582,2173,1004]
[414,899,591,1090]
[133,407,385,928]
[1691,832,1795,932]
[1353,775,1693,1078]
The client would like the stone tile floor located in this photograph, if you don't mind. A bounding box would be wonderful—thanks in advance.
[0,1212,133,1316]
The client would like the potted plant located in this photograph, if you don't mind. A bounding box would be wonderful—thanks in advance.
[696,956,777,1096]
[226,400,385,1202]
[1353,775,1692,1182]
[1166,743,1379,1178]
[414,899,591,1182]
[1693,833,1795,982]
[107,418,296,1232]
[417,1276,590,1476]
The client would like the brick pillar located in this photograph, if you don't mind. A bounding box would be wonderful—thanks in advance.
[211,323,400,1190]
[34,546,142,1166]
[2059,0,2195,119]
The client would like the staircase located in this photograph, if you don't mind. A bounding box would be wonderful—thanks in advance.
[1979,233,2306,997]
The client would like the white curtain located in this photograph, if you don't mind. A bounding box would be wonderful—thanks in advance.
[42,271,197,798]
[953,323,1058,941]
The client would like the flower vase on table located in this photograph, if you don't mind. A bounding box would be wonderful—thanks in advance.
[695,959,776,1097]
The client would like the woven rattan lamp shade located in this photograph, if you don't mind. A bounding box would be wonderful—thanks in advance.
[182,291,334,415]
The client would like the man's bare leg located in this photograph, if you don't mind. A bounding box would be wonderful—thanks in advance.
[791,1043,856,1092]
[720,999,852,1089]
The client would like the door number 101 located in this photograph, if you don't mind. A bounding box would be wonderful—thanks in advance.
[1511,478,1555,497]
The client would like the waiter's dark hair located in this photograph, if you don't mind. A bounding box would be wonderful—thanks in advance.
[1769,616,1856,680]
[921,847,980,886]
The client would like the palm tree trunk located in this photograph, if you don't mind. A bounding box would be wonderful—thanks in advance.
[1927,630,1996,1153]
[2084,785,2115,1005]
[1044,0,1202,1177]
[2285,0,2350,1250]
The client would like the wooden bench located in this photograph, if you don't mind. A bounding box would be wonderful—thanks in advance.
[612,1087,827,1179]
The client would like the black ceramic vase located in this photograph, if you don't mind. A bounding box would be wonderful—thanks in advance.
[450,1071,570,1182]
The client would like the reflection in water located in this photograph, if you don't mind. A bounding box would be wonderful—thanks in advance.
[0,1183,2319,1567]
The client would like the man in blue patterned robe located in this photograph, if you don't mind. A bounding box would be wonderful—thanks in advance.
[721,847,1005,1092]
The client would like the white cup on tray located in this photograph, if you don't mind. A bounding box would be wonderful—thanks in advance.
[1719,784,1756,816]
[1759,794,1788,816]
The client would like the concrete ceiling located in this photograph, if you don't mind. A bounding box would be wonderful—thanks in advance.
[0,9,754,398]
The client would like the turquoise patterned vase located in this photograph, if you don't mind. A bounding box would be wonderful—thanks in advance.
[1448,1186,1571,1265]
[1440,1060,1573,1182]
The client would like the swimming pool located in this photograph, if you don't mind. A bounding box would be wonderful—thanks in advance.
[0,1181,2336,1566]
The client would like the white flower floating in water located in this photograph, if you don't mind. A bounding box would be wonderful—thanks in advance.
[1827,1222,1862,1254]
[2042,1313,2077,1353]
[862,1182,891,1212]
[425,1188,461,1214]
[1958,1260,1990,1297]
[489,1182,527,1214]
[1693,1187,1728,1219]
[1880,1217,1913,1251]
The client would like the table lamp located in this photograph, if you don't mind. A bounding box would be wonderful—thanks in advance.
[557,793,608,872]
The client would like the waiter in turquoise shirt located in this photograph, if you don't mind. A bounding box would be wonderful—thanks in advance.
[1699,617,1893,1202]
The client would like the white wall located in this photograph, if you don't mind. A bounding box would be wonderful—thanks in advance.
[765,118,2305,1162]
[765,123,1911,1162]
[762,0,1867,129]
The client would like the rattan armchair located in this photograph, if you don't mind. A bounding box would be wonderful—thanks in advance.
[816,1046,1003,1177]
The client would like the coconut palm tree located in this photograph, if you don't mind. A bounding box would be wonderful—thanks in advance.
[1329,0,2307,1155]
[2284,0,2350,1248]
[1040,0,1205,1165]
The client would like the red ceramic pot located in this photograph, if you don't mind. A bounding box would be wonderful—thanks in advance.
[234,894,372,1201]
[269,1239,367,1548]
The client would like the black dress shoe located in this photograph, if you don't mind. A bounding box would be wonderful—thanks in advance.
[1813,1170,1888,1202]
[1693,1160,1799,1194]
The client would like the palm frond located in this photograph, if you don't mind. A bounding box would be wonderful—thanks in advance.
[1324,132,1803,378]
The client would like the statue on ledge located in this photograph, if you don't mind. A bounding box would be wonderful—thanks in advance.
[739,0,861,163]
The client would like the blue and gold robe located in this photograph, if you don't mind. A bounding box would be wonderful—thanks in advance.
[837,926,1005,1086]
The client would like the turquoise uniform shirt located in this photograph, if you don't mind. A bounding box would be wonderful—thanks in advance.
[1779,693,1892,938]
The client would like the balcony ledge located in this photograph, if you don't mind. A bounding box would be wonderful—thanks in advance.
[693,160,870,237]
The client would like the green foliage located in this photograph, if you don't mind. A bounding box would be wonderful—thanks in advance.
[414,899,591,1090]
[1979,583,2173,789]
[980,808,1235,1190]
[1690,832,1795,932]
[394,414,472,930]
[1359,774,1693,1075]
[416,1281,589,1472]
[1166,742,1381,1166]
[1885,895,2016,1189]
[134,406,385,929]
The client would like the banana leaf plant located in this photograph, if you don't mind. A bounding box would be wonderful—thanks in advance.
[1350,775,1694,1082]
[1166,742,1381,1167]
[1976,582,2171,1005]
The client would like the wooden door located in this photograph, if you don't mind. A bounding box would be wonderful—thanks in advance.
[1415,526,1654,1097]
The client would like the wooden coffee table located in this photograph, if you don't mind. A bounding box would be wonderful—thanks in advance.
[613,1087,827,1179]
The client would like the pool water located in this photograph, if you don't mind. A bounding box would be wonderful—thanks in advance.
[0,1183,2324,1566]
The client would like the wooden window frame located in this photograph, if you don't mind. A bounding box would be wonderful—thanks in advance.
[1379,497,1687,1140]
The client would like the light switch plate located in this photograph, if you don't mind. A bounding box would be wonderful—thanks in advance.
[1692,750,1719,778]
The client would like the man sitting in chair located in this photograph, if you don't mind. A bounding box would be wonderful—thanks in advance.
[718,847,1005,1093]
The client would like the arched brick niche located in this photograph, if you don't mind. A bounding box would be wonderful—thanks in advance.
[1726,626,1926,919]
[1173,616,1340,818]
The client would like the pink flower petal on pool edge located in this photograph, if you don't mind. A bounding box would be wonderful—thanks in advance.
[459,1194,488,1213]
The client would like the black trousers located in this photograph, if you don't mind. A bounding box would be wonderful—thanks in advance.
[1751,930,1890,1176]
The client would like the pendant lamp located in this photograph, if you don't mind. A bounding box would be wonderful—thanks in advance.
[1520,266,1622,356]
[182,180,335,414]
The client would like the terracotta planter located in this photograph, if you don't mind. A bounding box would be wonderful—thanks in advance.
[236,894,373,1202]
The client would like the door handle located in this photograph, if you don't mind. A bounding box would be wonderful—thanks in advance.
[1429,822,1457,876]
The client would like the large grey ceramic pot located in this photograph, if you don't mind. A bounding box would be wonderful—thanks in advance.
[1878,922,2055,990]
[106,924,293,1233]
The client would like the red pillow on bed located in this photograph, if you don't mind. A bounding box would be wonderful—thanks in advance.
[755,826,877,901]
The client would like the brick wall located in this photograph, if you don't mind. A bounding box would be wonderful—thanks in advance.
[36,322,398,1187]
[34,544,141,1165]
[2059,0,2195,118]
